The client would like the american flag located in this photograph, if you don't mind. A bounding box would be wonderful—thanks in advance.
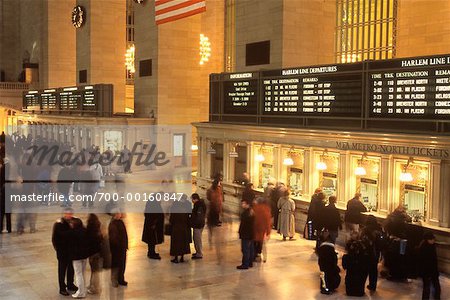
[155,0,206,25]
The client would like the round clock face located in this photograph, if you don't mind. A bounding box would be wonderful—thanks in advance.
[72,6,85,28]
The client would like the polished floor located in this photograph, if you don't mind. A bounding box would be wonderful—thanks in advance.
[0,211,448,300]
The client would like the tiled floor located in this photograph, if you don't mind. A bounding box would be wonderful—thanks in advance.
[0,209,448,300]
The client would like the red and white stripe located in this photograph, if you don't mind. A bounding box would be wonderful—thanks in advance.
[155,0,206,25]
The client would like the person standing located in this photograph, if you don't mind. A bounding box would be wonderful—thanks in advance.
[277,188,295,241]
[206,178,223,227]
[342,236,370,297]
[120,146,131,173]
[169,196,192,263]
[70,218,90,299]
[322,196,342,244]
[318,231,341,295]
[242,182,255,204]
[306,188,325,238]
[109,211,128,287]
[86,214,103,295]
[418,232,441,300]
[253,197,272,262]
[57,164,74,208]
[142,198,164,260]
[236,199,255,270]
[361,215,384,292]
[0,156,11,233]
[190,193,206,259]
[344,193,367,233]
[52,208,78,296]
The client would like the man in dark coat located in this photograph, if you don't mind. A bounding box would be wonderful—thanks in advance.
[418,232,441,300]
[169,195,192,263]
[242,182,255,204]
[318,232,341,295]
[191,193,206,259]
[52,208,79,296]
[322,196,342,244]
[307,189,326,238]
[344,193,367,233]
[109,211,128,287]
[237,199,255,270]
[142,199,164,259]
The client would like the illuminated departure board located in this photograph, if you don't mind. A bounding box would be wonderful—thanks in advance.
[368,55,450,119]
[261,63,363,116]
[223,73,258,115]
[23,84,113,117]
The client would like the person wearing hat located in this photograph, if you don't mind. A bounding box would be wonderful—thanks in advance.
[418,232,441,300]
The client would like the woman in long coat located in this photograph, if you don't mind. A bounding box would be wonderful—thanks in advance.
[142,199,164,259]
[277,188,295,240]
[206,179,223,227]
[253,197,272,262]
[169,196,192,263]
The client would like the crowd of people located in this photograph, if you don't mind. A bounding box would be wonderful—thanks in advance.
[0,131,444,299]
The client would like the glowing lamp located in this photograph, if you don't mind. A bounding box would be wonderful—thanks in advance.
[283,157,294,166]
[316,162,327,171]
[400,172,413,182]
[355,166,367,176]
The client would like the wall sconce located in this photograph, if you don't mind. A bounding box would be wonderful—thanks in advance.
[400,157,414,182]
[191,144,198,151]
[255,143,265,162]
[316,149,328,171]
[283,147,294,166]
[355,153,368,176]
[125,44,136,73]
[199,34,211,65]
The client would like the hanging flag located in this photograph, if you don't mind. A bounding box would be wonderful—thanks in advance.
[155,0,206,25]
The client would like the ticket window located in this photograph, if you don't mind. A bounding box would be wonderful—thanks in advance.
[210,143,224,179]
[353,156,380,211]
[397,160,429,220]
[315,151,339,198]
[255,146,275,189]
[282,148,304,197]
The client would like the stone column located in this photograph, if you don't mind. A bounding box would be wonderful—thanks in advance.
[378,155,392,216]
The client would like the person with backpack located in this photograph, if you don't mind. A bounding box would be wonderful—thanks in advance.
[317,230,341,295]
[342,234,370,297]
[361,215,385,292]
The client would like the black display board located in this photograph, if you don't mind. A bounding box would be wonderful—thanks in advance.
[261,63,363,116]
[222,72,258,115]
[209,54,450,134]
[368,54,450,119]
[23,84,113,117]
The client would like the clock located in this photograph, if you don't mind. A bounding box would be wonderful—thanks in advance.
[72,6,86,28]
[134,0,145,3]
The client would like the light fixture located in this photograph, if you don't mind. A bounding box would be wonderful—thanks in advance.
[125,44,136,73]
[191,144,198,151]
[355,153,368,176]
[256,143,265,162]
[400,157,414,182]
[316,161,327,171]
[283,157,294,166]
[316,149,328,171]
[199,34,211,65]
[355,166,367,176]
[283,147,294,166]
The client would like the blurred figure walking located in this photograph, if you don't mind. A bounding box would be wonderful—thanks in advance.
[109,211,128,287]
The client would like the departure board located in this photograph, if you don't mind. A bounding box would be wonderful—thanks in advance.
[24,93,40,109]
[41,91,58,110]
[261,63,363,116]
[82,89,97,110]
[369,55,450,119]
[223,73,258,115]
